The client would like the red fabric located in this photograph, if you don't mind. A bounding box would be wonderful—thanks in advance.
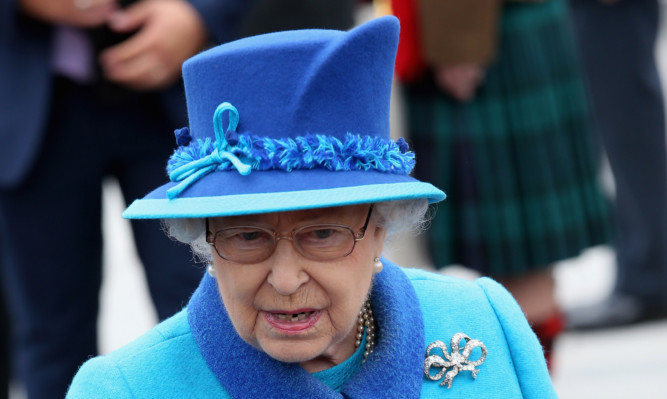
[532,311,564,372]
[391,0,427,83]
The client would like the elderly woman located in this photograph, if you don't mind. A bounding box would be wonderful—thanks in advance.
[66,16,556,398]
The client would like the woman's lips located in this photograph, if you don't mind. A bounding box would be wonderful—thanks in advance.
[263,309,322,333]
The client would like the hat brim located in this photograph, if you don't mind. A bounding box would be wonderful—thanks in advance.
[122,169,445,219]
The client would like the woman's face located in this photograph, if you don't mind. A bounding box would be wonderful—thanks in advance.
[208,204,386,372]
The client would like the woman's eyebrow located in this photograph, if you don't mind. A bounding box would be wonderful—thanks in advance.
[220,209,356,228]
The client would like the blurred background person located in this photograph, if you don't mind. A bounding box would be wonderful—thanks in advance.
[0,1,250,397]
[0,0,354,397]
[391,0,611,368]
[566,0,667,329]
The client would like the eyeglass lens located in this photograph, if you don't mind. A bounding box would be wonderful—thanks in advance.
[212,225,356,263]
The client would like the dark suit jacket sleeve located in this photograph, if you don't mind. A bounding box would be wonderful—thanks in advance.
[186,0,259,44]
[0,0,55,188]
[1,0,21,27]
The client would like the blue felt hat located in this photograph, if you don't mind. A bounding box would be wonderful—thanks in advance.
[123,16,445,219]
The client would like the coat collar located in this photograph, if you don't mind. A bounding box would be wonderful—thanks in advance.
[187,259,424,398]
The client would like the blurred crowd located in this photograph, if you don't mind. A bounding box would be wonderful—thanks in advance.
[1,0,666,397]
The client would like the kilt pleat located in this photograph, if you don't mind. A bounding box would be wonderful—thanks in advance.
[405,0,611,277]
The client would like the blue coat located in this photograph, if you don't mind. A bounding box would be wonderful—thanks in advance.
[0,0,253,188]
[66,260,557,398]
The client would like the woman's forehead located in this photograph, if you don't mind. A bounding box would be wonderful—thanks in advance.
[213,204,369,226]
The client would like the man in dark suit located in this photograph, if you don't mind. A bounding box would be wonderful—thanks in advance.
[568,0,667,329]
[0,0,254,397]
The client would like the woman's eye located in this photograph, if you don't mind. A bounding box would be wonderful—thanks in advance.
[240,231,262,241]
[222,229,269,244]
[299,227,346,244]
[312,229,334,239]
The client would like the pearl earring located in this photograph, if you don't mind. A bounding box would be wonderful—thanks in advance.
[373,257,383,274]
[207,264,216,277]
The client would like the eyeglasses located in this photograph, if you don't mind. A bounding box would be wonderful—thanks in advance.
[206,206,374,264]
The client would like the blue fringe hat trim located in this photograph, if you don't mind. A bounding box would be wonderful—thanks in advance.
[165,103,415,199]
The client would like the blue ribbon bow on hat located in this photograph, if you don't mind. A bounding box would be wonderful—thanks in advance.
[167,103,252,199]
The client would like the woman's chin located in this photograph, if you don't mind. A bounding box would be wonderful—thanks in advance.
[260,341,321,364]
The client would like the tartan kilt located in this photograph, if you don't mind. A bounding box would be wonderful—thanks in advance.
[404,0,611,277]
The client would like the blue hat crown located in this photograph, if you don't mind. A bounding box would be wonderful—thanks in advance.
[164,16,412,199]
[183,16,398,143]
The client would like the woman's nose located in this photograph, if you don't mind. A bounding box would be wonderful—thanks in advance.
[266,240,309,296]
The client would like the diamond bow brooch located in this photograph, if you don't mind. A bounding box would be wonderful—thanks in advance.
[423,333,487,389]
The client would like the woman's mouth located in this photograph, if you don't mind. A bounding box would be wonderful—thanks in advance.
[264,310,321,333]
[274,311,315,321]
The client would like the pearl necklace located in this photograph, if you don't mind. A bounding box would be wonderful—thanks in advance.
[354,300,376,362]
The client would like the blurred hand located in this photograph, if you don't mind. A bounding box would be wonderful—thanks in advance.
[19,0,117,27]
[99,0,207,91]
[434,64,485,103]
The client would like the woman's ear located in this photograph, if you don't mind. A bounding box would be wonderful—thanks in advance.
[372,224,387,256]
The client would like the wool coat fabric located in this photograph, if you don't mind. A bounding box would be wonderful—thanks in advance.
[66,260,556,398]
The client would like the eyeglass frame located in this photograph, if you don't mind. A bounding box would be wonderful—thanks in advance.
[205,205,374,264]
